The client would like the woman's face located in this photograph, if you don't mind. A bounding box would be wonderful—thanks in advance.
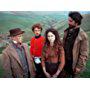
[47,32,55,43]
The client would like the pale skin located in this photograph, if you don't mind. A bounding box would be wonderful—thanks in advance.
[43,32,63,78]
[11,34,23,44]
[34,27,41,36]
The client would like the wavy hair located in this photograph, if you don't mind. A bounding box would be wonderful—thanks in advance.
[44,28,62,49]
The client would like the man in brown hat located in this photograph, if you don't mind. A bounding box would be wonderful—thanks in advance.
[1,28,36,78]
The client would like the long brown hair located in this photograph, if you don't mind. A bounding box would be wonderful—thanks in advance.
[44,28,62,49]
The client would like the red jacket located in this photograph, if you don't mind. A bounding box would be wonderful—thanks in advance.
[30,36,45,57]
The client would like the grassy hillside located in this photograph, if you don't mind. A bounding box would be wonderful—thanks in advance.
[0,12,90,51]
[0,11,67,33]
[0,11,89,37]
[0,12,43,34]
[0,11,90,77]
[81,14,90,32]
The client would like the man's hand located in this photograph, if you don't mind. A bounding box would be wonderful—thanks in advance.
[75,67,81,74]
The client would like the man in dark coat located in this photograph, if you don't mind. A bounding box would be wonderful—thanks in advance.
[63,12,89,77]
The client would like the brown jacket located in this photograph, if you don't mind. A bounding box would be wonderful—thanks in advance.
[41,45,65,70]
[1,43,36,78]
[63,28,89,72]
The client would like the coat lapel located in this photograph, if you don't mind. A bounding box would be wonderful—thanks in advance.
[9,44,23,68]
[22,44,30,69]
[63,30,68,46]
[73,28,82,53]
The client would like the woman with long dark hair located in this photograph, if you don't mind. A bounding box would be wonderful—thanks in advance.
[41,28,65,78]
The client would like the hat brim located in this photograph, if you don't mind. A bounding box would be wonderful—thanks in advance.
[8,31,25,37]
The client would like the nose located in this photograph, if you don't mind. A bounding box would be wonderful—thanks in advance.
[49,37,52,40]
[35,31,38,34]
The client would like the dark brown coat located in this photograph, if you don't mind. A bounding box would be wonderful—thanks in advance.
[63,28,89,73]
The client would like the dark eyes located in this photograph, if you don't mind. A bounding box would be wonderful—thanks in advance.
[48,35,53,37]
[35,30,41,32]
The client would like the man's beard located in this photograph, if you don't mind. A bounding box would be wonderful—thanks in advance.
[68,24,76,29]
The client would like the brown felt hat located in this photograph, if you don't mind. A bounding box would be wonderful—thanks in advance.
[9,28,25,37]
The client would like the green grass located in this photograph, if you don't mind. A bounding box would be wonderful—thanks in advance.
[80,60,90,78]
[0,54,4,77]
[79,32,90,77]
[0,64,3,77]
[0,47,5,54]
[0,12,90,77]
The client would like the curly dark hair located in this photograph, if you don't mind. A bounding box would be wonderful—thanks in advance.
[69,11,83,25]
[32,23,42,32]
